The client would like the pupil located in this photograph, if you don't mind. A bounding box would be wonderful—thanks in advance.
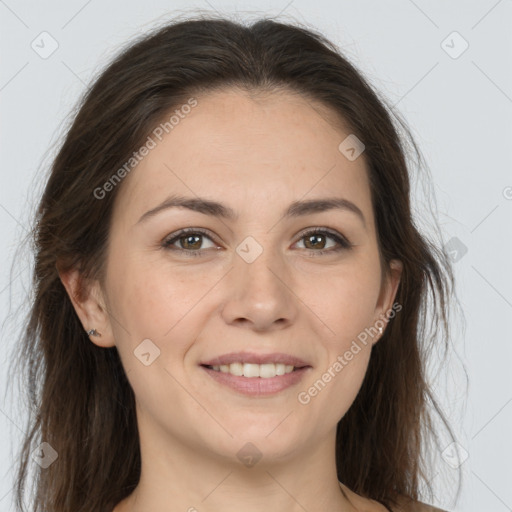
[183,235,201,249]
[307,234,325,249]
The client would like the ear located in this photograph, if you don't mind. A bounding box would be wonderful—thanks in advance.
[58,267,116,348]
[373,258,403,342]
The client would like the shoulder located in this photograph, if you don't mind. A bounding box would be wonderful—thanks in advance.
[393,497,449,512]
[338,482,449,512]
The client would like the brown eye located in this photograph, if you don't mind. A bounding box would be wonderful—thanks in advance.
[295,228,353,255]
[178,234,203,250]
[303,233,328,250]
[162,228,217,256]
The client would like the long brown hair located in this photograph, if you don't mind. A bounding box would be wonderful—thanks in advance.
[10,14,462,512]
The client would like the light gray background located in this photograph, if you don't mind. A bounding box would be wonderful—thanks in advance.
[1,1,511,511]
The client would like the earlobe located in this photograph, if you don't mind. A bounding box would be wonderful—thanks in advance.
[58,267,116,348]
[382,259,403,312]
[374,259,403,342]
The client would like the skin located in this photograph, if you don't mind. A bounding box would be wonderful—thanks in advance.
[61,87,403,512]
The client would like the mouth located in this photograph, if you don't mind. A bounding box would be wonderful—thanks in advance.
[199,355,312,396]
[201,362,307,378]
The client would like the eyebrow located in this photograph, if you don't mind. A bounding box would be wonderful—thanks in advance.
[136,194,366,228]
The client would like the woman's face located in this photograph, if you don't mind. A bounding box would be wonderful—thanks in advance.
[84,88,401,466]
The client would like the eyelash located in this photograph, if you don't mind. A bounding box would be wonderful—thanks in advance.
[161,227,353,258]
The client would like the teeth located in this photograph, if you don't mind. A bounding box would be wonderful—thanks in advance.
[210,363,296,378]
[243,362,260,378]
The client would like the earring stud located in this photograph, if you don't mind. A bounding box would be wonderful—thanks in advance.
[87,329,101,337]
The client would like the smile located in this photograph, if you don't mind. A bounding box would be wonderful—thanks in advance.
[200,364,311,396]
[204,362,296,378]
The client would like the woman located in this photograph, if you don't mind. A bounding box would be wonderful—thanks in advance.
[13,15,458,512]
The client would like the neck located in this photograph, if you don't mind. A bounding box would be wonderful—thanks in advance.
[114,408,357,512]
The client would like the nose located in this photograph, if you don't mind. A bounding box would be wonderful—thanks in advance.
[221,239,298,332]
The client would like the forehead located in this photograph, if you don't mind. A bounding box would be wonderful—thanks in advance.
[112,88,373,227]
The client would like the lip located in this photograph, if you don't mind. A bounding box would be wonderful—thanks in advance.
[200,351,310,368]
[201,365,311,396]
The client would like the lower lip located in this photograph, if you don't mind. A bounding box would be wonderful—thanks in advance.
[200,366,311,396]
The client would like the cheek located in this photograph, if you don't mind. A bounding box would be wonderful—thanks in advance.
[104,258,207,410]
[304,261,382,341]
[107,253,210,337]
[104,253,226,386]
[297,333,372,431]
[301,264,379,408]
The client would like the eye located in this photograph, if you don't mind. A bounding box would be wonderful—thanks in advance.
[161,227,353,258]
[293,228,353,256]
[162,228,219,257]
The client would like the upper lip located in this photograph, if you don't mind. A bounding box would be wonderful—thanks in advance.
[201,351,311,368]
